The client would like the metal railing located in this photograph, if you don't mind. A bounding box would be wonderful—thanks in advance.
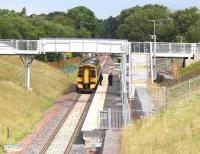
[99,109,123,130]
[0,39,38,51]
[131,42,195,55]
[154,42,192,54]
[131,42,150,53]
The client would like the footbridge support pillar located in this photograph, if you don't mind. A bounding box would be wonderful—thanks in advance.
[20,55,35,90]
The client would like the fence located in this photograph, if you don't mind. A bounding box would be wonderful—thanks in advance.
[99,109,123,130]
[167,76,200,105]
[129,86,167,119]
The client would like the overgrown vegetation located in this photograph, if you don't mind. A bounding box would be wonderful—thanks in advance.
[121,93,200,153]
[180,60,200,79]
[0,56,75,153]
[160,60,200,87]
[121,60,200,153]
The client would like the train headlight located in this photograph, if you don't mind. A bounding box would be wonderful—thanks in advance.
[90,84,96,89]
[78,84,83,88]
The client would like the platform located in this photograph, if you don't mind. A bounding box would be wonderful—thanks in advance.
[81,74,108,131]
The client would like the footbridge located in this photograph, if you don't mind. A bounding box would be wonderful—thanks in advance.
[1,38,200,124]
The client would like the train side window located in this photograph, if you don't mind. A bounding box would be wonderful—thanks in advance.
[78,69,83,77]
[90,69,96,77]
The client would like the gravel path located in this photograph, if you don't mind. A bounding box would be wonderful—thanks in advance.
[6,92,78,154]
[46,94,90,154]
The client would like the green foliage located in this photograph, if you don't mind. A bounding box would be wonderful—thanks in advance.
[172,7,200,35]
[67,6,97,37]
[186,20,200,42]
[103,16,117,38]
[117,4,173,41]
[0,5,200,51]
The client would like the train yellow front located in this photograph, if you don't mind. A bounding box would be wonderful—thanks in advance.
[76,58,100,92]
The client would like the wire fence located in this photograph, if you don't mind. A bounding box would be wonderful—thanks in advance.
[167,76,200,105]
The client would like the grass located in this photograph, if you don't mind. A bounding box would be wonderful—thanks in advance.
[0,56,75,153]
[120,93,200,154]
[120,60,200,154]
[160,60,200,87]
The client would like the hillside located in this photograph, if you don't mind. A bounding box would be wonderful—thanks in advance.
[120,93,200,153]
[161,60,200,87]
[0,56,75,152]
[120,61,200,153]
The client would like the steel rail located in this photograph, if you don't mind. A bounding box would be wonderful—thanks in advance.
[39,94,81,154]
[64,93,95,154]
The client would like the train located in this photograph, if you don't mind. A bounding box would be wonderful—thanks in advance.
[76,57,101,92]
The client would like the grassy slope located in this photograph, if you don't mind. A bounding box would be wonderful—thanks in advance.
[0,56,75,150]
[121,61,200,154]
[161,60,200,87]
[121,94,200,153]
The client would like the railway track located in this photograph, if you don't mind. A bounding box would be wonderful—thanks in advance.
[39,93,94,154]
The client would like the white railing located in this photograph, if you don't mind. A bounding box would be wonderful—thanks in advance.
[131,42,196,57]
[0,39,38,50]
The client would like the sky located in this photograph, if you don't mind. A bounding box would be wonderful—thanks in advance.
[0,0,200,19]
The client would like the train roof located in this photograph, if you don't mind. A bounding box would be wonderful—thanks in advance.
[80,57,100,66]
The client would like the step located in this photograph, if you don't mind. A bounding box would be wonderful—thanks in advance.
[131,74,149,80]
[131,65,150,70]
[131,79,151,85]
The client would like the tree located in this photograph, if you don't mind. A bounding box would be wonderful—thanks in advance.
[67,6,97,37]
[116,5,173,41]
[186,20,200,42]
[172,7,200,35]
[103,16,117,38]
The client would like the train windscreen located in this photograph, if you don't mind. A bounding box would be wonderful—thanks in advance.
[78,69,83,77]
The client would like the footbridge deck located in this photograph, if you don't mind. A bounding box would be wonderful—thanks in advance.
[0,39,199,58]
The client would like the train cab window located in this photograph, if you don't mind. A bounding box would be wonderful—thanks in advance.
[90,69,96,77]
[78,69,83,77]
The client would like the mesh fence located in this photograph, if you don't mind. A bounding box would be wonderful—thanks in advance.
[99,109,123,130]
[167,76,200,105]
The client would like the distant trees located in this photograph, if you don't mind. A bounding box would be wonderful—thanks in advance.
[116,5,174,41]
[0,5,200,61]
[116,5,200,42]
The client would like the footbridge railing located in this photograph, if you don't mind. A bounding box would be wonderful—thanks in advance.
[131,42,199,58]
[0,39,40,54]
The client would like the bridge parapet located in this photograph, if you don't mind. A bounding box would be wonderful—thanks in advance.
[131,42,195,58]
[0,39,39,54]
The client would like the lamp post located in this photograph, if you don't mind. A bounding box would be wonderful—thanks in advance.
[148,20,157,82]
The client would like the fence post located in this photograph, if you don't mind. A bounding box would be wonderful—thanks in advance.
[165,87,168,107]
[108,108,111,130]
[189,80,191,97]
[6,127,10,145]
